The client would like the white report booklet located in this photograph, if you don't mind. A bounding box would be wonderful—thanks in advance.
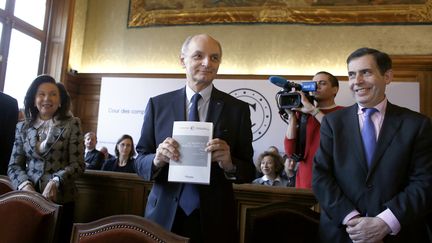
[168,121,213,185]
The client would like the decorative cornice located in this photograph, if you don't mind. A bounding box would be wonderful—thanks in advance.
[128,0,432,27]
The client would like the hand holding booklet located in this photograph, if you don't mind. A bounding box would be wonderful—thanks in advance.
[168,121,213,185]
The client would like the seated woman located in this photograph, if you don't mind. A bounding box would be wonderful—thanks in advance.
[252,151,288,187]
[101,134,136,173]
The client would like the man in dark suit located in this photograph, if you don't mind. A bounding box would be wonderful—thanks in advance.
[135,34,255,243]
[0,92,19,175]
[312,47,432,242]
[84,131,104,170]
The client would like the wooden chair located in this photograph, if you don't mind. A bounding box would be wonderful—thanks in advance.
[70,214,189,243]
[0,175,14,195]
[0,190,62,243]
[244,201,320,243]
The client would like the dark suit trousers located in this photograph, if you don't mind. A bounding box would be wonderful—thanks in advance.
[172,207,203,243]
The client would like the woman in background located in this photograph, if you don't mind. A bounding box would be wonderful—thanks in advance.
[252,151,288,187]
[8,74,85,242]
[102,134,136,173]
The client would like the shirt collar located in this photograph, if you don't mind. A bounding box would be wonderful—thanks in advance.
[85,148,95,153]
[186,84,212,104]
[262,175,282,182]
[357,97,388,115]
[33,117,54,129]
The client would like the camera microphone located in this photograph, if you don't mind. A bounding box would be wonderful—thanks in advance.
[269,76,290,89]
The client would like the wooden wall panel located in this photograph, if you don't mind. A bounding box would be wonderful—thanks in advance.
[74,170,149,223]
[64,56,432,132]
[45,0,75,82]
[73,170,316,243]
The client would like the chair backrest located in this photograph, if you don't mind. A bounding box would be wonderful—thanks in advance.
[244,201,320,243]
[70,214,190,243]
[0,190,62,243]
[0,175,14,195]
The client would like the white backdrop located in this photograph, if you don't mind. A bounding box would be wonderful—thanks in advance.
[97,77,419,161]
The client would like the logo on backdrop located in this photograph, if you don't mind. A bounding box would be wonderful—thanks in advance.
[229,88,272,142]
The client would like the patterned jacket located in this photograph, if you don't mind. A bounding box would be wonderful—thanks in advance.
[8,116,85,203]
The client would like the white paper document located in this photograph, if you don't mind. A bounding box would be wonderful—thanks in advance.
[168,121,213,185]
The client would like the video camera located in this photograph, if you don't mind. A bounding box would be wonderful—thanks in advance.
[269,76,317,109]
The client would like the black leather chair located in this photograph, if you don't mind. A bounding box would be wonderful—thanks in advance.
[244,201,320,243]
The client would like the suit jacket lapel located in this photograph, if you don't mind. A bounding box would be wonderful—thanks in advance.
[206,87,224,123]
[368,102,402,177]
[172,87,186,121]
[26,126,42,160]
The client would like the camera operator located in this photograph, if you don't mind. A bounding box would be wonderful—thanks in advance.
[284,71,343,189]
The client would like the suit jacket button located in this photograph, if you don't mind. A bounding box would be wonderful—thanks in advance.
[367,184,373,189]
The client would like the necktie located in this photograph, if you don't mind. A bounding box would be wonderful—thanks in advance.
[361,108,378,168]
[179,93,202,215]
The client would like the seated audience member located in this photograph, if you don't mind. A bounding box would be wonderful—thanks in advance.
[84,131,104,170]
[252,151,288,187]
[99,146,114,160]
[282,155,297,187]
[102,134,136,173]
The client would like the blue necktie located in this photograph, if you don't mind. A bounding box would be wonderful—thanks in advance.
[361,108,377,168]
[179,93,201,215]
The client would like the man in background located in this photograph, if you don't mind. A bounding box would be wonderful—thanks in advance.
[0,92,19,175]
[99,146,114,160]
[284,71,342,189]
[313,47,432,242]
[84,131,104,170]
[135,34,255,243]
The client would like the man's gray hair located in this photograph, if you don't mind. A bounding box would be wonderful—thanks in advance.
[180,34,222,58]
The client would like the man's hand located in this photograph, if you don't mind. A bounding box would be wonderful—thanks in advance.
[153,137,179,168]
[346,217,391,243]
[292,91,315,114]
[206,138,233,171]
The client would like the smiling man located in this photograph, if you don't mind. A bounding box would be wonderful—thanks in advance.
[135,34,255,243]
[312,47,432,242]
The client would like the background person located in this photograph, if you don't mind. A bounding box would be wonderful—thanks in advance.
[99,146,114,160]
[282,154,296,187]
[102,134,136,173]
[8,74,85,242]
[284,71,342,189]
[135,33,255,243]
[252,151,288,187]
[84,131,104,170]
[312,47,432,242]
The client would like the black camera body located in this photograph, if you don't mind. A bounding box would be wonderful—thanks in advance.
[269,76,318,162]
[276,81,317,109]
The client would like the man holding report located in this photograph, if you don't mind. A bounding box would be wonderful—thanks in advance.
[135,34,255,243]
